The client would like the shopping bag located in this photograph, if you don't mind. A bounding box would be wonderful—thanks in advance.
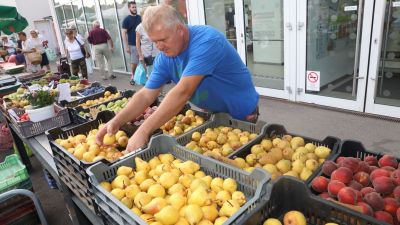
[86,58,93,74]
[133,63,147,85]
[45,47,57,61]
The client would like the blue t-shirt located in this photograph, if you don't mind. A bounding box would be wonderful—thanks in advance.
[122,15,141,46]
[146,25,259,120]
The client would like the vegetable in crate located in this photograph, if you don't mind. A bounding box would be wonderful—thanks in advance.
[311,154,399,224]
[100,154,247,224]
[160,109,205,136]
[262,210,338,225]
[25,89,56,109]
[54,124,129,162]
[96,97,129,114]
[230,135,331,180]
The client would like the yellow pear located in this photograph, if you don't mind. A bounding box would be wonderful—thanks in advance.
[263,218,282,225]
[168,192,187,210]
[223,178,237,194]
[110,188,125,200]
[210,177,224,193]
[201,205,219,222]
[185,204,203,225]
[188,188,211,206]
[117,166,133,176]
[134,192,152,209]
[179,174,195,188]
[154,205,179,225]
[198,220,213,225]
[147,183,166,198]
[139,179,157,192]
[134,170,148,184]
[216,190,231,207]
[135,157,150,172]
[201,175,212,188]
[158,153,175,164]
[111,175,130,189]
[117,136,129,148]
[214,216,228,225]
[194,171,206,178]
[219,200,241,217]
[131,207,142,216]
[149,157,162,169]
[190,178,208,191]
[142,197,168,214]
[100,181,112,192]
[115,130,127,140]
[140,214,156,223]
[120,196,133,208]
[177,161,200,174]
[125,184,140,199]
[232,191,246,206]
[314,146,331,159]
[159,172,179,189]
[176,218,190,225]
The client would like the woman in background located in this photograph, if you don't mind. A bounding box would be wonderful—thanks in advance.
[28,30,50,71]
[64,29,89,79]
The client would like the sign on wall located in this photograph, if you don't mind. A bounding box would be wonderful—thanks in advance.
[306,70,321,91]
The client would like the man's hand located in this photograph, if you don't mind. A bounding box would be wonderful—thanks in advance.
[126,47,131,54]
[122,130,149,155]
[96,119,121,145]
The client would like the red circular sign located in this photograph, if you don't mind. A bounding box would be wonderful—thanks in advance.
[307,72,319,83]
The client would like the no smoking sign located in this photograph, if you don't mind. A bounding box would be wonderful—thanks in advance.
[306,71,320,91]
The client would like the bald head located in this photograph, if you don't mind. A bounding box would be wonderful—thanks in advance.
[93,20,100,28]
[142,4,184,33]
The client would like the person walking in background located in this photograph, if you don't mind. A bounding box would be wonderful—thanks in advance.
[15,32,26,65]
[28,30,50,71]
[64,29,89,79]
[88,21,115,80]
[122,1,141,82]
[136,8,159,79]
[16,32,40,72]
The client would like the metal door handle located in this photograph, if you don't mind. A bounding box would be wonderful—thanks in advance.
[298,22,304,30]
[351,0,364,97]
[354,76,364,80]
[286,23,293,31]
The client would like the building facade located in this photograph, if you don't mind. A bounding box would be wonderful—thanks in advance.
[49,0,400,119]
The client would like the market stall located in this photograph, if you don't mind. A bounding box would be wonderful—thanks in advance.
[0,66,398,225]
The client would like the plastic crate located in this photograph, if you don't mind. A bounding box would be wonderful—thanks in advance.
[58,86,118,108]
[306,140,397,224]
[238,176,384,225]
[87,135,270,225]
[70,81,103,96]
[72,90,136,123]
[0,154,29,194]
[46,110,161,215]
[231,124,341,183]
[175,112,266,156]
[9,105,71,138]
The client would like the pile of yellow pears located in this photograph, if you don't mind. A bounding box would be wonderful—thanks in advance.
[101,154,247,225]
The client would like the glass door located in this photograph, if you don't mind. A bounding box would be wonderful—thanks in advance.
[201,0,294,99]
[365,0,400,118]
[296,0,373,111]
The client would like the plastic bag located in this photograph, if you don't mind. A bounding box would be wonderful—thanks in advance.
[86,58,93,74]
[45,47,57,62]
[133,63,147,85]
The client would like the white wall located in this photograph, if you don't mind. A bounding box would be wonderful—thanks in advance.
[15,0,52,33]
[1,0,17,7]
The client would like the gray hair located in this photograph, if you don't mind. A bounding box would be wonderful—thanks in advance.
[93,20,100,28]
[142,4,184,33]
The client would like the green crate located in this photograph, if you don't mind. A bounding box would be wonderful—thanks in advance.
[0,154,29,194]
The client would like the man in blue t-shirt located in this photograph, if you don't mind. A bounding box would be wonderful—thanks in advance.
[122,1,141,78]
[96,4,259,153]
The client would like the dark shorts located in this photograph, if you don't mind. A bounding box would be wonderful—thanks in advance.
[41,53,49,67]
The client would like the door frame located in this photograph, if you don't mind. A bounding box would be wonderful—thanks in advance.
[295,0,374,112]
[365,0,400,118]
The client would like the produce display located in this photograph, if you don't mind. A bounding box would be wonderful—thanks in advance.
[311,154,400,224]
[228,136,332,180]
[3,87,30,109]
[101,154,247,225]
[161,109,205,136]
[54,124,129,162]
[185,127,258,157]
[78,97,130,119]
[262,210,337,225]
[78,91,121,108]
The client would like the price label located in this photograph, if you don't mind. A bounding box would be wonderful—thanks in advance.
[344,5,358,11]
[393,2,400,7]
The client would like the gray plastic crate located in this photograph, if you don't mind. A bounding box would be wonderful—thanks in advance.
[175,113,267,157]
[87,135,270,225]
[9,105,71,138]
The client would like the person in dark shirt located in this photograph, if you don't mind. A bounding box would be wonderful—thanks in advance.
[88,20,115,80]
[122,1,141,81]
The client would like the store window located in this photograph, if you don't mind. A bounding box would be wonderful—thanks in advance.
[63,4,76,29]
[163,0,188,23]
[82,0,97,25]
[72,0,89,38]
[116,0,157,72]
[54,6,67,41]
[100,0,126,71]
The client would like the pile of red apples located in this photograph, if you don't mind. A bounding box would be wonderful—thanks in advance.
[311,155,400,225]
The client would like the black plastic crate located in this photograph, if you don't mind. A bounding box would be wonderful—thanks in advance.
[230,124,341,183]
[306,140,397,224]
[46,111,161,215]
[236,176,384,225]
[72,90,136,123]
[58,86,118,108]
